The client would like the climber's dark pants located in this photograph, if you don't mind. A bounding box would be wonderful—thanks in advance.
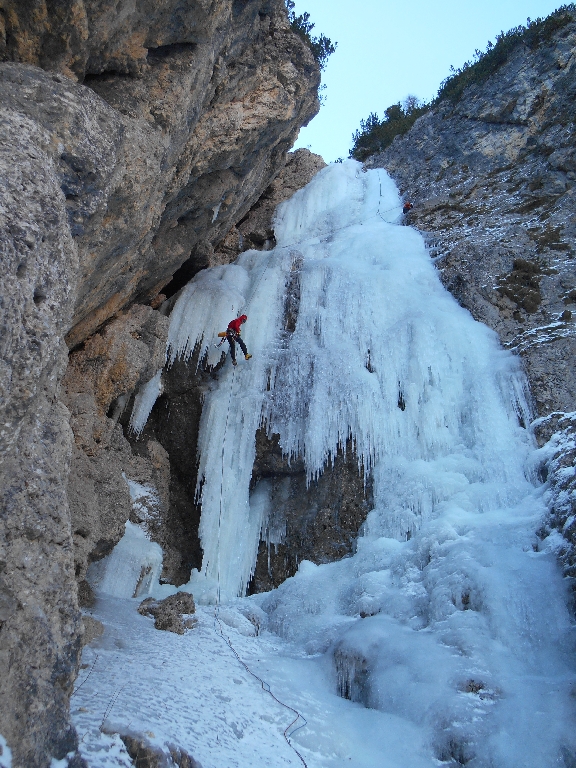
[226,331,247,362]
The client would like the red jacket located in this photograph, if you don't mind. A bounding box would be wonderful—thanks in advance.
[227,315,247,334]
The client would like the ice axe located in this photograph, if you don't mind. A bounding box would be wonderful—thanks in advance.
[215,331,227,348]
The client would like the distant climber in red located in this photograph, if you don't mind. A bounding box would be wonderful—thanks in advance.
[402,201,413,215]
[225,314,252,366]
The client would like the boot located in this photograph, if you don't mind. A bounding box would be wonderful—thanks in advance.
[232,359,237,366]
[245,354,252,360]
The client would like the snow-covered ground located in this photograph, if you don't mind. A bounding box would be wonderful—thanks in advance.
[75,161,576,767]
[73,598,432,767]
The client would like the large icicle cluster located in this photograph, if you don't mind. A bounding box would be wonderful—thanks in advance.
[125,161,535,599]
[164,161,535,600]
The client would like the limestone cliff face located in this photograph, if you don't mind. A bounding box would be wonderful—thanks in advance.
[0,96,83,768]
[6,5,575,766]
[367,16,576,576]
[0,2,320,765]
[1,0,320,346]
[63,305,170,592]
[213,146,327,260]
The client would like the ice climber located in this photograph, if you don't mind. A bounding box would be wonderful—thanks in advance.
[403,201,413,215]
[225,314,252,366]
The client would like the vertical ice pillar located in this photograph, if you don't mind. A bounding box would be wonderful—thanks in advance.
[129,369,163,436]
[192,250,289,601]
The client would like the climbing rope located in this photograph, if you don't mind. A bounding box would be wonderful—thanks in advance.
[72,654,99,696]
[207,169,399,767]
[212,363,309,768]
[213,615,309,767]
[242,172,398,292]
[376,173,401,223]
[276,205,401,253]
[274,177,400,254]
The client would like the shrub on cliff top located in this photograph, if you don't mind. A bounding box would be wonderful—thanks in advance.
[286,0,337,71]
[437,4,576,102]
[350,5,576,161]
[350,97,429,162]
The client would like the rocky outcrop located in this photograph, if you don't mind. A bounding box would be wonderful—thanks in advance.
[533,413,576,578]
[0,93,84,767]
[367,19,576,416]
[138,592,197,634]
[122,352,213,586]
[114,730,202,768]
[212,147,326,262]
[249,433,373,593]
[0,1,320,764]
[63,304,170,595]
[1,0,320,346]
[367,14,576,575]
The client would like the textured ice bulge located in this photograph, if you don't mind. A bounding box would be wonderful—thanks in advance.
[87,522,163,599]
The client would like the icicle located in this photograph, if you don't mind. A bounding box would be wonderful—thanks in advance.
[333,646,370,705]
[129,369,163,436]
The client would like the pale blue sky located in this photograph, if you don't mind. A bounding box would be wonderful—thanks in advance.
[292,0,566,161]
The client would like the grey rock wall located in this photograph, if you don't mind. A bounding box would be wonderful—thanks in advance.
[121,352,210,587]
[0,99,83,766]
[249,433,372,593]
[213,147,327,261]
[1,1,320,347]
[63,305,170,592]
[0,1,321,764]
[65,0,320,343]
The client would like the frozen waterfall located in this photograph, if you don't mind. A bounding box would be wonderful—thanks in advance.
[95,160,576,768]
[166,160,535,602]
